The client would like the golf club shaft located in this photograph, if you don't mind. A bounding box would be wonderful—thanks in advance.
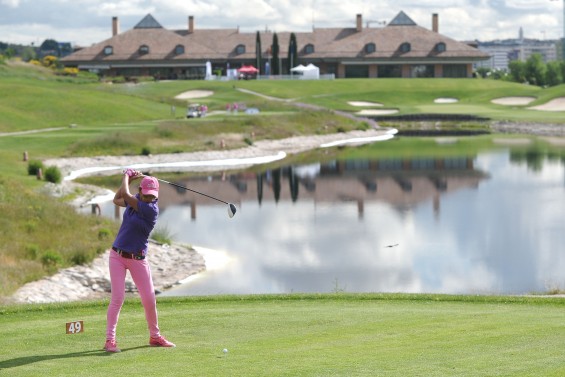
[155,178,230,205]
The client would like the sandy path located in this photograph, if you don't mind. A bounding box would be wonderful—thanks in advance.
[43,129,394,180]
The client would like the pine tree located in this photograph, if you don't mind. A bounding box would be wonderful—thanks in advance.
[272,33,280,75]
[287,33,298,74]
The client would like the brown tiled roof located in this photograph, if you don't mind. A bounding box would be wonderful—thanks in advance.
[62,12,488,65]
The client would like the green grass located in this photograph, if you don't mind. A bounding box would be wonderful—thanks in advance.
[1,294,564,376]
[0,179,118,296]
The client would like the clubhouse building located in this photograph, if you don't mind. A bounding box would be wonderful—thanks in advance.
[61,11,489,79]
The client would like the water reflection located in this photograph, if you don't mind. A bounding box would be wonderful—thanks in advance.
[89,150,565,295]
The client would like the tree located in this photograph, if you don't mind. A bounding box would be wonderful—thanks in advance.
[545,61,563,87]
[287,33,297,74]
[508,60,526,83]
[524,53,546,86]
[255,31,262,75]
[40,39,60,56]
[20,46,37,62]
[271,33,280,75]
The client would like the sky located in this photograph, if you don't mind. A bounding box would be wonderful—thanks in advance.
[0,0,563,47]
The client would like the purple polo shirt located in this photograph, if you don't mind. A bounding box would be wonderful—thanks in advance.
[113,194,159,256]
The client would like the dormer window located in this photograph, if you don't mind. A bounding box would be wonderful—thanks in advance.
[235,44,246,55]
[400,42,411,53]
[103,46,113,55]
[175,45,185,55]
[365,43,376,54]
[139,45,149,54]
[435,42,446,53]
[304,44,315,54]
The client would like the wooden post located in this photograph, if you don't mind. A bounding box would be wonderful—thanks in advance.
[23,151,28,161]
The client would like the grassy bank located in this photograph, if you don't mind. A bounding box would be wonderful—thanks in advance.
[1,294,564,376]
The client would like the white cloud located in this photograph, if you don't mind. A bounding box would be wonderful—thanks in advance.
[0,0,20,7]
[0,0,563,46]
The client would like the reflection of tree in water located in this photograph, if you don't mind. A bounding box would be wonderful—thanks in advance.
[289,167,299,202]
[273,168,281,203]
[256,173,263,205]
[509,147,564,172]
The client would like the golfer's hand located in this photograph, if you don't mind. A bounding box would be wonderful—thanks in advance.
[124,168,143,179]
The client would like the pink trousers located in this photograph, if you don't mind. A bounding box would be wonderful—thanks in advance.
[106,250,160,340]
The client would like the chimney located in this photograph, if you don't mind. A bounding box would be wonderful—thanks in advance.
[432,13,438,33]
[112,16,119,36]
[188,15,194,33]
[356,14,362,32]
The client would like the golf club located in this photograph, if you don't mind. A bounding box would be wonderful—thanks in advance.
[154,177,237,218]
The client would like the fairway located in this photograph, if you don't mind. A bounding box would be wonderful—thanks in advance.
[1,295,564,376]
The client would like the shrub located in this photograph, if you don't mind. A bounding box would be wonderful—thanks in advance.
[25,244,40,260]
[141,146,151,156]
[41,250,63,271]
[24,220,37,234]
[27,160,44,175]
[61,67,79,76]
[98,228,112,240]
[151,225,173,245]
[71,252,88,265]
[44,166,62,183]
[42,55,58,68]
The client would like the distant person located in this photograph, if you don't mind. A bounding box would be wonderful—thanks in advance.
[104,169,175,353]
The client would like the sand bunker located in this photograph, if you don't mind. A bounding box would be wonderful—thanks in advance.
[491,97,536,106]
[528,97,565,112]
[434,98,459,104]
[356,109,399,115]
[348,101,383,107]
[175,90,214,100]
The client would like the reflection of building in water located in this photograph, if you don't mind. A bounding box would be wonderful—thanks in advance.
[147,157,488,220]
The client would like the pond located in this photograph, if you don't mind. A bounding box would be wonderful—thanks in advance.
[89,144,565,296]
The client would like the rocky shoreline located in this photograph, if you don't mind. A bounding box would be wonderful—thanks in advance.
[9,240,205,304]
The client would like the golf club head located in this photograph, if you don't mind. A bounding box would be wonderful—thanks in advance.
[228,203,237,218]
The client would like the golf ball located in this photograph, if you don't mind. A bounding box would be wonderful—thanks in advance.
[223,348,228,354]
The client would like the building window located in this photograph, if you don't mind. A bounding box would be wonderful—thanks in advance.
[103,46,113,55]
[435,42,446,53]
[443,64,468,78]
[400,42,411,53]
[139,45,149,54]
[304,44,315,54]
[235,44,246,55]
[365,43,376,54]
[344,65,369,78]
[175,45,185,55]
[378,65,402,78]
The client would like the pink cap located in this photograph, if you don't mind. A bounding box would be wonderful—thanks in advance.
[140,176,159,198]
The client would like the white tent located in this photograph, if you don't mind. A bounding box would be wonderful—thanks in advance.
[290,64,319,79]
[303,64,320,79]
[290,64,307,73]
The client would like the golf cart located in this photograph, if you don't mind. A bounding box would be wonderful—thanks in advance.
[186,104,202,118]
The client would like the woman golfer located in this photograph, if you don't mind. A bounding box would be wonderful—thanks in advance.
[104,169,175,353]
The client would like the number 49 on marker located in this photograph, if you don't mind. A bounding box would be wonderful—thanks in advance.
[66,321,84,334]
